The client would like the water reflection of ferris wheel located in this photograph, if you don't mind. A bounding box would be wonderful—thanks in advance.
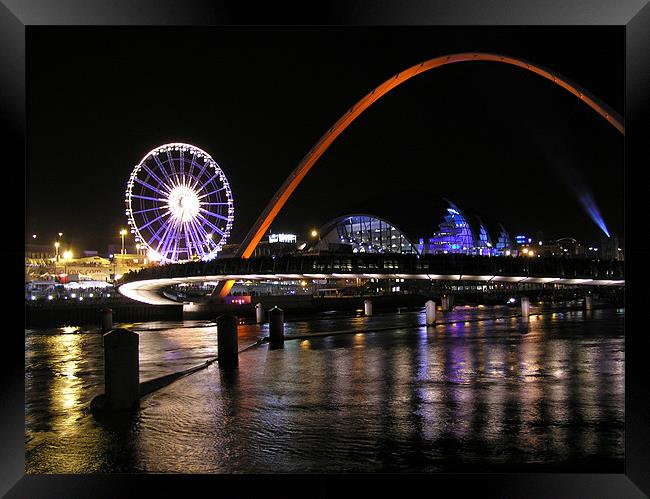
[125,143,234,263]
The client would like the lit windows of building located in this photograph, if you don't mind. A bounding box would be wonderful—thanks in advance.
[312,214,418,255]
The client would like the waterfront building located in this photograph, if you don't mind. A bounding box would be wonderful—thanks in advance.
[107,243,138,257]
[25,243,55,260]
[63,255,113,282]
[495,224,514,255]
[418,199,512,257]
[252,233,305,257]
[311,214,419,255]
[601,234,623,261]
[538,237,584,258]
[471,216,495,256]
[420,200,474,255]
[515,234,528,246]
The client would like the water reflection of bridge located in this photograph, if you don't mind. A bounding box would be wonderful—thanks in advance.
[119,253,624,305]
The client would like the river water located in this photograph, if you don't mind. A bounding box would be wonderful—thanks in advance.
[25,305,624,473]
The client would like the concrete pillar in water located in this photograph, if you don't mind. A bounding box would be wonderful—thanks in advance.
[268,306,285,345]
[217,314,239,369]
[255,302,264,324]
[425,300,436,326]
[441,295,451,311]
[100,307,113,333]
[585,295,593,310]
[521,296,530,319]
[103,328,139,410]
[364,299,373,316]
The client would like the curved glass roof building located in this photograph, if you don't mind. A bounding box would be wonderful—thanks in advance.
[315,214,419,255]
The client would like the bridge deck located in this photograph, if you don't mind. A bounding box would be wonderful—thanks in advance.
[118,254,624,305]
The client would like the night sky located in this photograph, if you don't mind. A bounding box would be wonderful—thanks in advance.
[26,26,623,254]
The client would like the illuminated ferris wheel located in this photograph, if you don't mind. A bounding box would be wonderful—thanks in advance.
[125,143,234,263]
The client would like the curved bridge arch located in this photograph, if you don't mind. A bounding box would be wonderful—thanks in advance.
[214,52,623,298]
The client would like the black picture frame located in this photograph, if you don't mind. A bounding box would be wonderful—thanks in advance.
[4,1,649,497]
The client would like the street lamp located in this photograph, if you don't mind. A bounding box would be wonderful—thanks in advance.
[54,241,60,262]
[119,229,127,255]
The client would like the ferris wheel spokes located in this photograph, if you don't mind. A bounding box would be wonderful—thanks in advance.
[137,210,171,232]
[140,163,171,193]
[133,177,168,196]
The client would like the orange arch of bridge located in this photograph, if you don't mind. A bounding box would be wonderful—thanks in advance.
[219,52,624,299]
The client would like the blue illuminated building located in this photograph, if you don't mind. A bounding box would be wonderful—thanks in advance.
[418,199,512,257]
[474,217,494,256]
[496,224,514,254]
[418,200,474,254]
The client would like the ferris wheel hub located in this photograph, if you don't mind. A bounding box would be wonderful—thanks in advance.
[168,185,200,223]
